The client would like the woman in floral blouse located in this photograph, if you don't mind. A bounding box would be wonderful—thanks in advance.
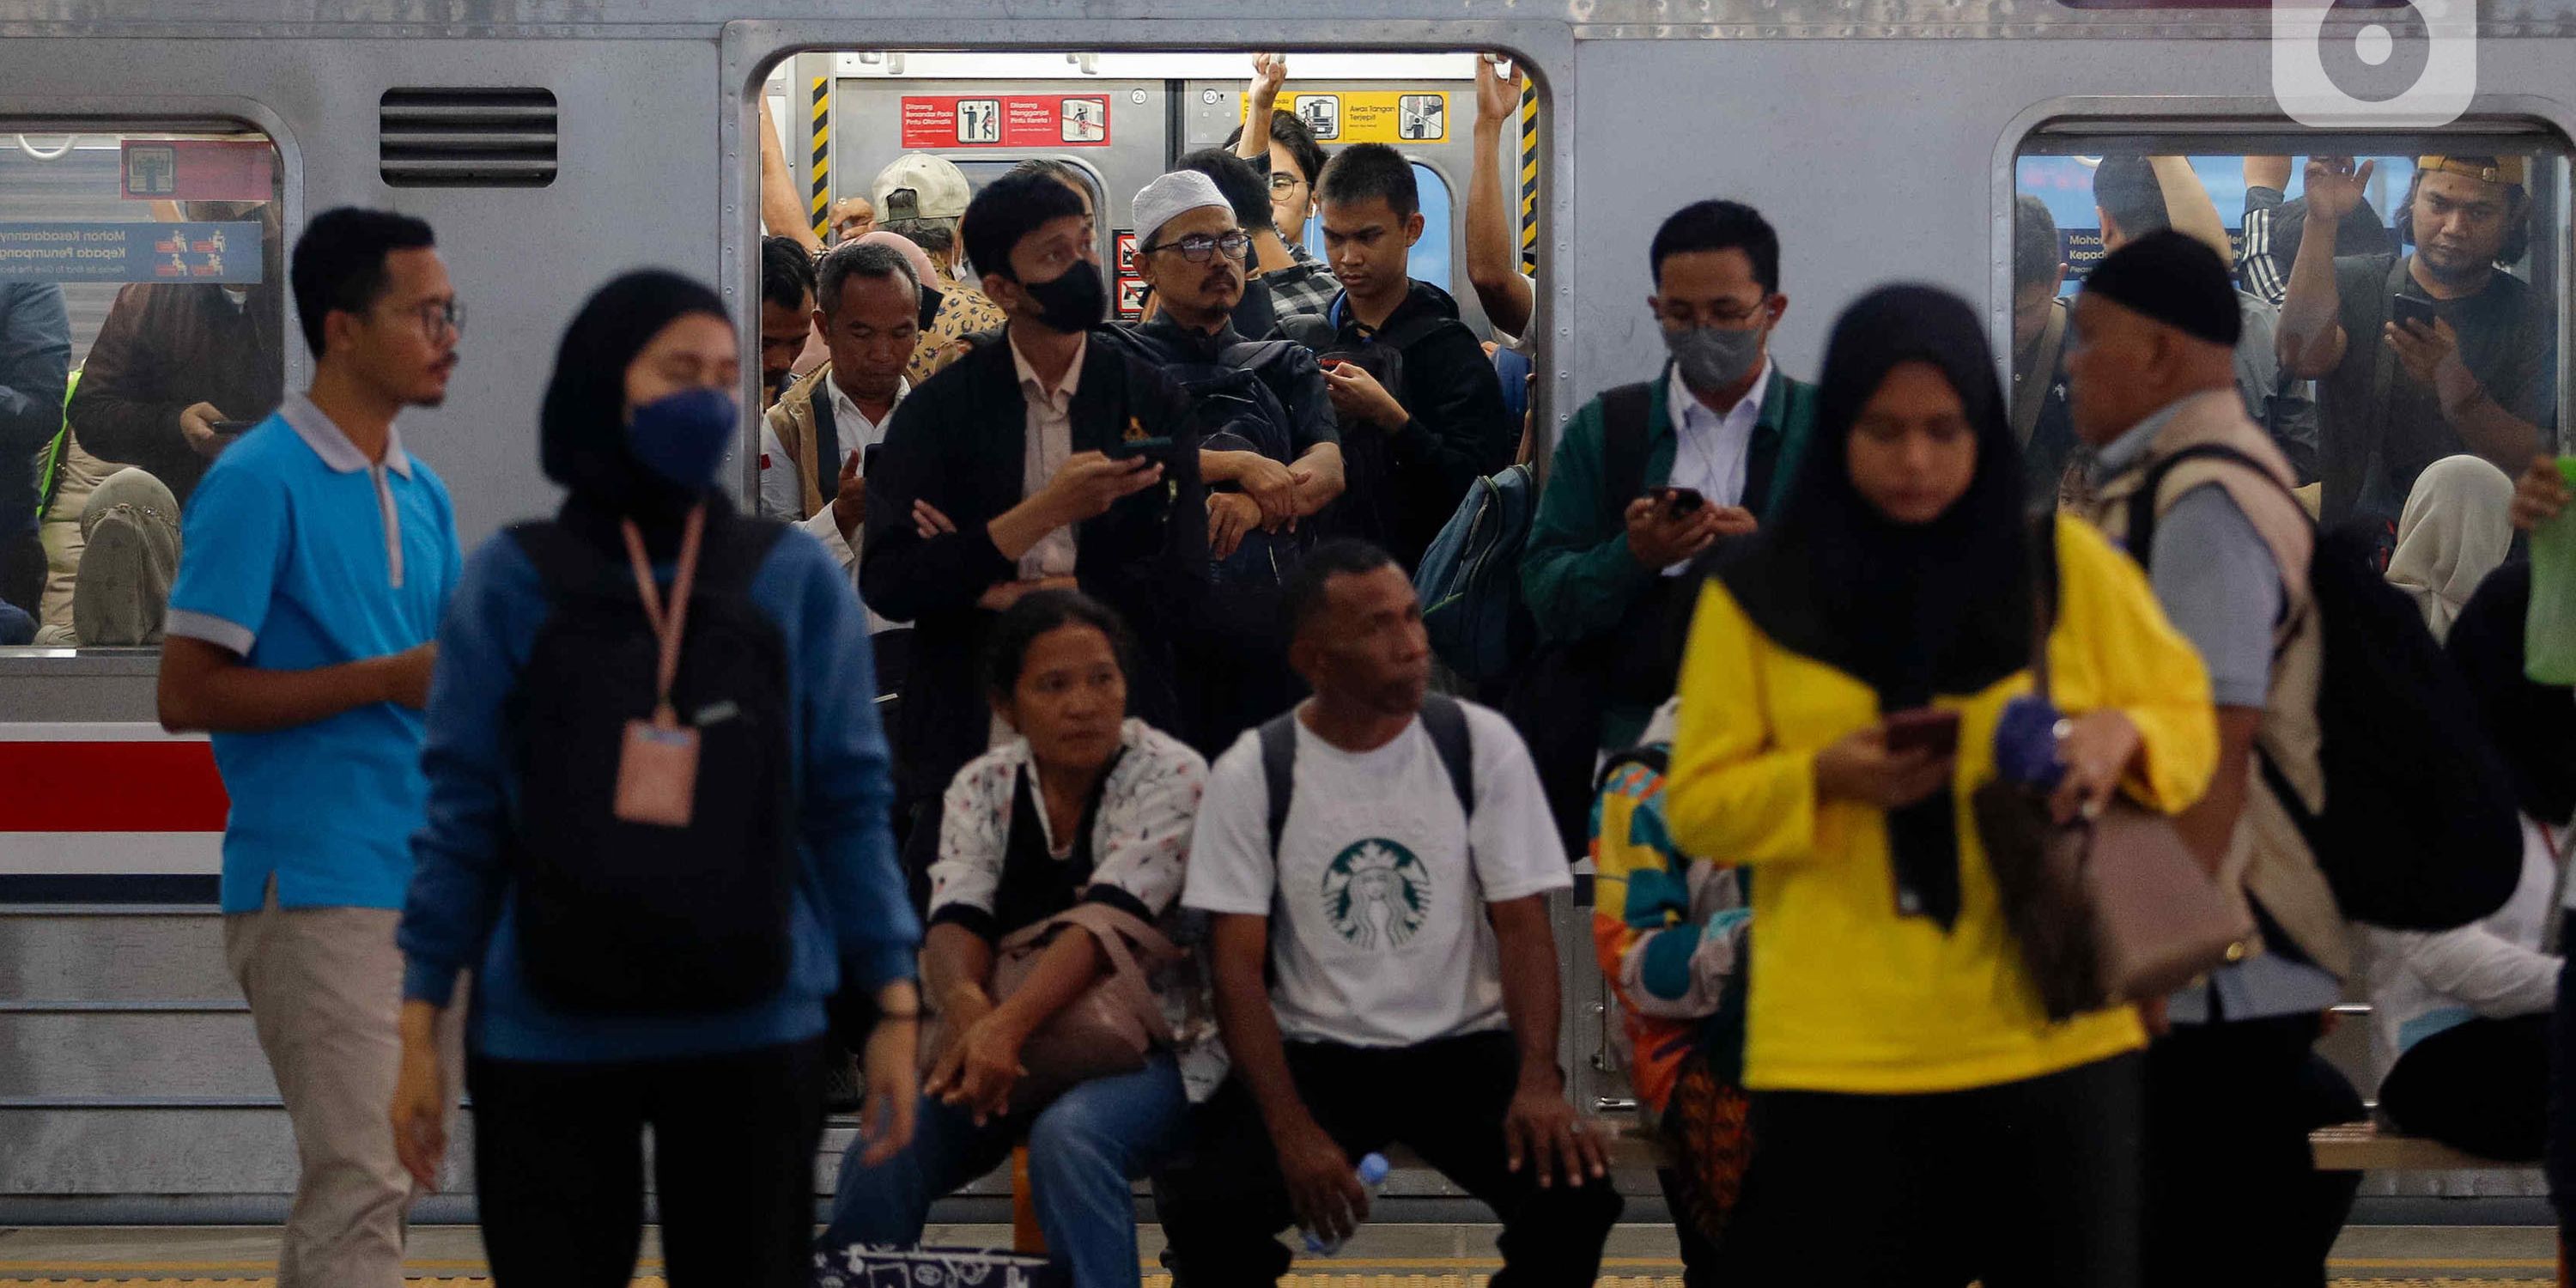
[823,588,1223,1288]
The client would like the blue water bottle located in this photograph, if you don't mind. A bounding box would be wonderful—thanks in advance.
[1303,1152,1391,1256]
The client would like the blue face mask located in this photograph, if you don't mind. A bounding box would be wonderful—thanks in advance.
[626,387,737,489]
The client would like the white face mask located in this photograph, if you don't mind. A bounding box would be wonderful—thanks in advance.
[219,285,250,310]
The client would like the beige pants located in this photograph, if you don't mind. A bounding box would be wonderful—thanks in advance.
[224,881,465,1288]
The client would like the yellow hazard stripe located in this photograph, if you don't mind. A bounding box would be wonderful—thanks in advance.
[1518,79,1540,275]
[808,76,830,242]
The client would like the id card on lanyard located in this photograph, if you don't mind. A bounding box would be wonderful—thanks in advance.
[613,506,706,829]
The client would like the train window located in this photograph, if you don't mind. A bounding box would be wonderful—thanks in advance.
[0,126,286,653]
[2010,134,2566,528]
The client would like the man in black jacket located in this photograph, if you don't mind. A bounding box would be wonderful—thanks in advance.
[1282,143,1511,573]
[859,170,1206,892]
[1115,166,1347,754]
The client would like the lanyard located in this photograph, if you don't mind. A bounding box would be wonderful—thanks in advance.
[618,504,706,728]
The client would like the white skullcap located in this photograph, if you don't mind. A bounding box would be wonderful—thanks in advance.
[1132,170,1232,246]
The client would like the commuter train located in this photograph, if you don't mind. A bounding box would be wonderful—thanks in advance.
[0,0,2567,1218]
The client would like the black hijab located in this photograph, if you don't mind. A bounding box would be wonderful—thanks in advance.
[2446,563,2576,828]
[1714,284,2033,929]
[539,270,734,558]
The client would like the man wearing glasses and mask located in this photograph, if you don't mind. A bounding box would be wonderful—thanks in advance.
[1516,198,1818,856]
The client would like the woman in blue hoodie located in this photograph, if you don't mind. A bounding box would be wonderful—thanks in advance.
[388,270,921,1288]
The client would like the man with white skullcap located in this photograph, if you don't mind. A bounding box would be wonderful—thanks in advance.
[1112,167,1345,755]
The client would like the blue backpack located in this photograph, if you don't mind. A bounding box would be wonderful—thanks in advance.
[1414,462,1539,683]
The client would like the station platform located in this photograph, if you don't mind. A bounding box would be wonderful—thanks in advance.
[0,1223,2560,1285]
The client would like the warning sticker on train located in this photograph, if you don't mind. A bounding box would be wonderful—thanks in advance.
[119,138,274,201]
[1255,91,1448,144]
[902,94,1113,149]
[0,222,264,283]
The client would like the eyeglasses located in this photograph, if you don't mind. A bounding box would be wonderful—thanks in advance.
[1142,231,1252,264]
[1267,173,1307,195]
[392,299,465,338]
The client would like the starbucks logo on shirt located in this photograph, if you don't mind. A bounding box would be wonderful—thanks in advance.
[1321,839,1431,950]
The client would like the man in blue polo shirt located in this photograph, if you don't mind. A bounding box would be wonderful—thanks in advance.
[157,208,464,1288]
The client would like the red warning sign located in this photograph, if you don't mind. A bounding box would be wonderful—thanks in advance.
[901,94,1112,149]
[119,140,275,202]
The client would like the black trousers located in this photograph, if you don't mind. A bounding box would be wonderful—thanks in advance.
[1654,1164,1722,1287]
[469,1038,828,1288]
[1157,1030,1623,1286]
[2380,1013,2549,1163]
[0,528,44,618]
[2142,1014,2344,1288]
[1714,1053,2143,1287]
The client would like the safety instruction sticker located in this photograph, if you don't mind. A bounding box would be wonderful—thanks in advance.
[1255,91,1448,144]
[0,222,264,283]
[1114,229,1143,319]
[119,140,274,202]
[902,94,1112,149]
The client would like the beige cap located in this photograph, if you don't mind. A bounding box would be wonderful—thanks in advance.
[872,153,972,222]
[2417,155,2529,189]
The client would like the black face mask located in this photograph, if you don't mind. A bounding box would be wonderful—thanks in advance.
[915,285,945,333]
[1020,259,1106,334]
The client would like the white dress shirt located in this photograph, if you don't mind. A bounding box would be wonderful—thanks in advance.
[1661,359,1771,576]
[1011,331,1084,580]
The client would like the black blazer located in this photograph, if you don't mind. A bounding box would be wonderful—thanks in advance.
[860,330,1206,802]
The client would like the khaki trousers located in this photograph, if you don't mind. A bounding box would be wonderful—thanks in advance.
[225,880,464,1288]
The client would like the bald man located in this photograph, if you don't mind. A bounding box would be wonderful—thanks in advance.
[2066,228,2354,1288]
[829,196,875,246]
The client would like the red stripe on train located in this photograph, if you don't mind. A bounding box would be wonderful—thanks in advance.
[0,743,229,832]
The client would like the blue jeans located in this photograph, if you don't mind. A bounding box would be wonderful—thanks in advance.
[824,1054,1188,1288]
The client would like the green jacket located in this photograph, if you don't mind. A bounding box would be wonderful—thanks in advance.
[1520,365,1819,748]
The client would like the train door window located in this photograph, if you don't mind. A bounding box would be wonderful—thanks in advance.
[1292,161,1455,300]
[948,156,1109,250]
[0,125,286,654]
[2011,131,2566,529]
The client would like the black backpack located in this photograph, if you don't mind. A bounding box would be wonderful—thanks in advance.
[1163,344,1310,587]
[503,513,800,1014]
[2126,445,2521,931]
[1260,694,1474,860]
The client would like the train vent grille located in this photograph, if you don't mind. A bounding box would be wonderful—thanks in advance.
[380,88,557,188]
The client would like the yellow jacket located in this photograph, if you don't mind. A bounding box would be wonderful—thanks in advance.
[1665,514,2217,1095]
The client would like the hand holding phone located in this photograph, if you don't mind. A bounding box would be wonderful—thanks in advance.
[1654,485,1707,519]
[1103,435,1177,464]
[1882,708,1960,756]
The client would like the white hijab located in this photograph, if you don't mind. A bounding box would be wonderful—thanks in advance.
[2385,454,2516,642]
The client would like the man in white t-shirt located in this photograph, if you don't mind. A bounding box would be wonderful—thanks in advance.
[1161,539,1621,1285]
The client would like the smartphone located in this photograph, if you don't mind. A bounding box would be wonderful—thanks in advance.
[2391,294,2439,331]
[210,419,255,435]
[1883,708,1960,756]
[1103,435,1176,464]
[1655,486,1707,519]
[861,445,882,477]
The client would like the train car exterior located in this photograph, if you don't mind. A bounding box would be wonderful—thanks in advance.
[0,0,2567,1216]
